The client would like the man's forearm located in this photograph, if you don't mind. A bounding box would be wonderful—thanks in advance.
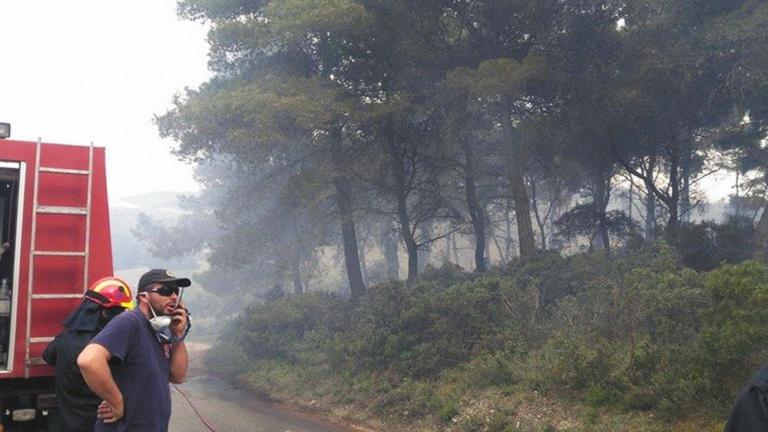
[169,341,188,383]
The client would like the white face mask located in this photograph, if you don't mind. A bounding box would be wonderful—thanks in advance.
[147,301,173,343]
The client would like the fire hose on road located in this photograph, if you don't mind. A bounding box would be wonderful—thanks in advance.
[173,384,218,432]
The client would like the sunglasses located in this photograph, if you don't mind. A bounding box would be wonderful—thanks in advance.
[147,285,180,297]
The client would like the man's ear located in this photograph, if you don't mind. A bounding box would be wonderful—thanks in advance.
[137,293,149,304]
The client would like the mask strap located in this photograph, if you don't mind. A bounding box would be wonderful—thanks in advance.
[149,303,159,318]
[142,293,161,319]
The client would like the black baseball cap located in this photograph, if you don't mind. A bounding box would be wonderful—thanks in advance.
[137,269,191,293]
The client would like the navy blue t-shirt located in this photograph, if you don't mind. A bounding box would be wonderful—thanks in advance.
[91,309,172,432]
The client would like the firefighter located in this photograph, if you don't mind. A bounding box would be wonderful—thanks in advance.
[42,277,133,432]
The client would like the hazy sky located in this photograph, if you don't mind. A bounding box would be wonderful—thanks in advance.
[0,0,209,199]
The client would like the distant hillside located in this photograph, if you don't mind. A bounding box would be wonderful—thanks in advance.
[110,191,200,271]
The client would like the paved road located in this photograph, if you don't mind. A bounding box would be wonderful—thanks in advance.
[169,360,351,432]
[11,375,350,432]
[8,344,352,432]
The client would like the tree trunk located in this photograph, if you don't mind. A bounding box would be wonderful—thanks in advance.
[445,228,452,264]
[511,173,537,258]
[598,215,610,252]
[492,232,505,264]
[756,204,768,261]
[462,147,488,272]
[266,277,285,302]
[681,173,690,223]
[291,251,304,295]
[485,218,492,266]
[333,175,367,300]
[385,115,419,280]
[593,175,612,252]
[529,180,548,250]
[505,200,513,261]
[680,147,692,223]
[451,231,461,267]
[735,171,741,217]
[381,227,400,280]
[500,100,536,258]
[645,188,656,242]
[667,137,681,231]
[359,239,369,287]
[404,232,418,280]
[418,223,433,273]
[644,158,657,242]
[330,129,366,301]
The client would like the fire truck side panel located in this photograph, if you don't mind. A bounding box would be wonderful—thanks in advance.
[0,139,114,380]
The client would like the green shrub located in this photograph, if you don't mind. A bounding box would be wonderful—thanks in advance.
[669,216,756,271]
[501,249,583,308]
[433,398,459,423]
[234,292,348,362]
[444,352,522,391]
[519,243,711,415]
[526,330,613,391]
[700,261,768,396]
[347,276,532,378]
[585,385,623,409]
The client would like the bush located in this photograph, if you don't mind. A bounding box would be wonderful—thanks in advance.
[500,249,583,308]
[434,398,460,423]
[525,330,613,391]
[670,216,756,271]
[347,276,533,378]
[518,243,709,415]
[700,261,768,396]
[238,292,347,361]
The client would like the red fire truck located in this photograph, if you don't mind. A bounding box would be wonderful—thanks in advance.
[0,135,113,430]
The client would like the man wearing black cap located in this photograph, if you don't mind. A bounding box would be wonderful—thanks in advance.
[77,269,191,432]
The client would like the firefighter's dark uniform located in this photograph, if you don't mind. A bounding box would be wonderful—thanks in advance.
[725,365,768,431]
[42,302,118,432]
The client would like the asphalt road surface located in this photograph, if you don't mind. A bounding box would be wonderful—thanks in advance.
[5,374,350,432]
[168,347,352,432]
[169,373,352,432]
[5,345,351,432]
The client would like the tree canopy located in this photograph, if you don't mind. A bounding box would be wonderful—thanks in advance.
[142,0,768,300]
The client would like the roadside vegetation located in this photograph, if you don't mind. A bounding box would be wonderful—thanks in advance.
[206,238,765,431]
